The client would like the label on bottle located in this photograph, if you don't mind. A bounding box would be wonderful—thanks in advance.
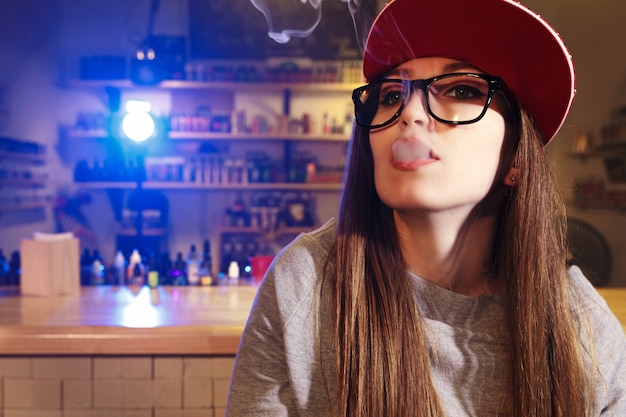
[200,274,213,286]
[148,270,159,288]
[188,262,200,285]
[228,260,240,281]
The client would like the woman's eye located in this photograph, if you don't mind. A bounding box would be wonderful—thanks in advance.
[378,84,406,106]
[380,90,403,106]
[445,84,486,100]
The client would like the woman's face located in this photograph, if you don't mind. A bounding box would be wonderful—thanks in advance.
[369,57,507,216]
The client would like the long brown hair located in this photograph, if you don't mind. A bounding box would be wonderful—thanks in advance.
[325,94,591,416]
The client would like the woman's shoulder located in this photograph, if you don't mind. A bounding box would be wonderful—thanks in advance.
[271,218,337,276]
[255,219,337,314]
[568,266,626,411]
[280,218,337,256]
[568,265,625,356]
[568,266,620,327]
[568,265,617,319]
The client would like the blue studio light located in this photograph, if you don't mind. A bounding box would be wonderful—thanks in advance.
[121,100,156,143]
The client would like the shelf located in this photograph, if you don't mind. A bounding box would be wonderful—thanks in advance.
[0,150,47,163]
[116,227,166,237]
[65,129,109,139]
[161,80,361,93]
[571,200,626,211]
[75,182,137,189]
[0,202,50,212]
[76,182,343,191]
[219,226,312,235]
[168,131,350,142]
[63,79,361,93]
[0,179,47,187]
[66,76,346,269]
[146,182,343,191]
[65,128,351,142]
[569,142,626,158]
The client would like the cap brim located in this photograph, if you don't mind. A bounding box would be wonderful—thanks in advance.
[363,0,575,144]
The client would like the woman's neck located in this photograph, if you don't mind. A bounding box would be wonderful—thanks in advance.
[394,207,498,296]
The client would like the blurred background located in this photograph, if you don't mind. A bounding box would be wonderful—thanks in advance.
[0,0,624,287]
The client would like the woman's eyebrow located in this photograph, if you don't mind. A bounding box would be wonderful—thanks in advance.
[442,62,483,73]
[385,62,484,79]
[385,68,407,78]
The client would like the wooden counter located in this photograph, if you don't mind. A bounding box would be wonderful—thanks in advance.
[0,285,622,356]
[0,285,257,355]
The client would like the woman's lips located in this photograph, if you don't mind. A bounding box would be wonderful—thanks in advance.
[391,139,438,170]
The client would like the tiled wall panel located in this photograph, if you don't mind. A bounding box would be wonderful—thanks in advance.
[0,356,235,417]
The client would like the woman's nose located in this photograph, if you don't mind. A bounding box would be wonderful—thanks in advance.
[398,89,430,126]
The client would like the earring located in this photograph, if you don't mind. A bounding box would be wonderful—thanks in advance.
[504,167,518,186]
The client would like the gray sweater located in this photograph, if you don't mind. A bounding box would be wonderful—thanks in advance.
[226,219,626,416]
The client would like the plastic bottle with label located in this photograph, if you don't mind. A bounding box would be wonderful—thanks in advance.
[91,249,105,285]
[0,249,10,286]
[127,249,145,286]
[199,239,213,286]
[171,252,187,285]
[228,260,240,285]
[147,252,159,288]
[186,244,200,286]
[113,251,126,286]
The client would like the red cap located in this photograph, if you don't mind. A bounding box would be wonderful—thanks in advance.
[363,0,576,144]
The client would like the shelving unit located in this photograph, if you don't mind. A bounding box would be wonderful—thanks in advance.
[572,200,626,212]
[0,142,50,213]
[63,77,353,274]
[62,79,362,93]
[116,227,166,237]
[64,78,354,178]
[167,131,349,142]
[569,136,626,212]
[0,201,52,212]
[66,128,351,143]
[569,142,626,159]
[217,225,314,274]
[0,149,47,162]
[75,181,343,191]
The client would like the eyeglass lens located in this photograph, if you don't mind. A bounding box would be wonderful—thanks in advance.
[355,74,493,128]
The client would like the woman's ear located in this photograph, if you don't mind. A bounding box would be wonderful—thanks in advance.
[503,167,518,186]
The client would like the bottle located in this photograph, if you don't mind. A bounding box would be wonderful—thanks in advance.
[227,260,240,284]
[91,249,105,285]
[199,239,213,286]
[171,252,187,286]
[147,252,159,288]
[0,249,10,286]
[80,248,93,286]
[113,251,126,286]
[8,251,20,286]
[127,249,145,286]
[227,195,250,227]
[159,252,172,285]
[220,242,233,276]
[343,100,354,135]
[186,244,200,285]
[243,240,258,279]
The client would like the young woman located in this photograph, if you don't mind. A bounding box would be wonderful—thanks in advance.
[226,0,626,416]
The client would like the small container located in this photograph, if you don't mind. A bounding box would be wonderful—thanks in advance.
[249,255,274,283]
[228,261,240,283]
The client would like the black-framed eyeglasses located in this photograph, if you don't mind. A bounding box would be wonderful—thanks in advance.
[352,72,504,129]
